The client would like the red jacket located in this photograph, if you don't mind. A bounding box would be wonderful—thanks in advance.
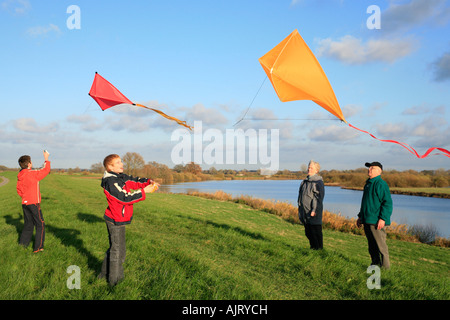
[101,171,152,225]
[17,161,51,205]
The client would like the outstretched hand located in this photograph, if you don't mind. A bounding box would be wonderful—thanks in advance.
[144,182,160,194]
[43,150,50,161]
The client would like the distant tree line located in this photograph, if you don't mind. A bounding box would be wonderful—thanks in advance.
[2,153,448,188]
[319,168,450,188]
[87,152,450,188]
[89,152,211,183]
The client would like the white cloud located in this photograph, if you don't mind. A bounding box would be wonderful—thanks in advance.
[66,114,95,123]
[382,0,450,33]
[374,122,409,138]
[234,108,295,139]
[248,107,277,120]
[185,103,229,126]
[411,116,448,138]
[66,114,102,132]
[374,116,450,151]
[14,118,59,133]
[290,0,303,6]
[104,102,194,132]
[308,124,359,142]
[402,105,446,116]
[430,51,450,82]
[26,24,61,38]
[106,114,153,133]
[401,105,431,115]
[316,35,417,65]
[1,0,30,15]
[341,104,362,118]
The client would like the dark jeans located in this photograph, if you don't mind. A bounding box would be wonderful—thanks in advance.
[99,221,126,285]
[364,224,390,269]
[19,204,45,252]
[305,223,323,249]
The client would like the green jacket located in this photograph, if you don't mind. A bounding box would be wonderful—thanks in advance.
[358,175,393,225]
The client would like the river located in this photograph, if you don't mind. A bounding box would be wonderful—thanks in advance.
[160,179,450,238]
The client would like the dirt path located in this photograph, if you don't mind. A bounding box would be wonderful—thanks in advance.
[0,176,10,187]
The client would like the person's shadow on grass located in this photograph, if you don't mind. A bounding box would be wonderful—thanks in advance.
[4,213,102,273]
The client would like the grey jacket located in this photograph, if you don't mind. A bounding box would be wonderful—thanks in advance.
[298,174,325,225]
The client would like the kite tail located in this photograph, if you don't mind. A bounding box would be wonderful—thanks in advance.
[348,123,450,159]
[134,103,193,130]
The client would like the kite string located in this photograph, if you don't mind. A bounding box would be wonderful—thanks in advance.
[348,123,450,159]
[242,118,340,121]
[233,76,341,124]
[134,103,193,131]
[82,100,95,114]
[233,76,267,127]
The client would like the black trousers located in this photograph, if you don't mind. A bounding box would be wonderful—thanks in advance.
[19,204,45,252]
[99,221,126,286]
[304,223,323,249]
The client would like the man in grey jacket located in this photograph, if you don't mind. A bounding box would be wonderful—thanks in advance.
[298,160,325,249]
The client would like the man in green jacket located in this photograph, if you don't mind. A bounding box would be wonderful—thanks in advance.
[357,161,392,270]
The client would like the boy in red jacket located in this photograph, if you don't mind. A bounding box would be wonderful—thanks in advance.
[98,154,159,286]
[17,151,51,253]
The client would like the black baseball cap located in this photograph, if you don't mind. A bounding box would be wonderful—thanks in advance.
[365,161,383,170]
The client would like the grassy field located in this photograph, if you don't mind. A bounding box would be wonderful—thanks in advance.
[0,171,448,300]
[342,186,450,198]
[390,187,450,197]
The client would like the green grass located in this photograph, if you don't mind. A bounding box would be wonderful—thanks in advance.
[390,187,450,196]
[0,171,449,300]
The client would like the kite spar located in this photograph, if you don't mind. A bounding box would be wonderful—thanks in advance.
[258,29,450,158]
[88,72,193,130]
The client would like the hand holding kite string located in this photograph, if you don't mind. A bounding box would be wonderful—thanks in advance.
[257,29,450,159]
[88,72,193,130]
[144,182,160,194]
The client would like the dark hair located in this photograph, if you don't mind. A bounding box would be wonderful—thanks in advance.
[103,154,120,169]
[18,155,31,169]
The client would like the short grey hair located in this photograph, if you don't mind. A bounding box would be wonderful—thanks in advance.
[309,160,321,172]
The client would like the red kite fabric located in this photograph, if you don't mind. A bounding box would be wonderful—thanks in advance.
[88,72,133,110]
[89,73,193,130]
[260,30,450,159]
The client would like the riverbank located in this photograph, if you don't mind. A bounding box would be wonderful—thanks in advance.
[185,190,450,247]
[234,180,450,199]
[340,186,450,199]
[2,169,449,198]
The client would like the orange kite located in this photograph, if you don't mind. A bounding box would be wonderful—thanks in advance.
[259,29,346,123]
[259,29,449,158]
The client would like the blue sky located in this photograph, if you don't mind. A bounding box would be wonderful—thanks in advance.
[1,0,449,171]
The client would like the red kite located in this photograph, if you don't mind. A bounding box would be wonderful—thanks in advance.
[259,30,450,158]
[89,72,193,130]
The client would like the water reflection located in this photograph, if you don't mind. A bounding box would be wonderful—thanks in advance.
[160,180,450,238]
